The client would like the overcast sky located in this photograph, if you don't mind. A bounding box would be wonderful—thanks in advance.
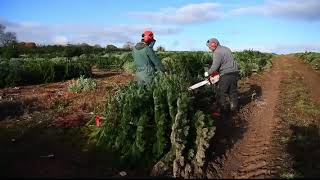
[1,0,320,53]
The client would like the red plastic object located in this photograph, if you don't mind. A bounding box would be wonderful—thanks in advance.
[95,115,101,127]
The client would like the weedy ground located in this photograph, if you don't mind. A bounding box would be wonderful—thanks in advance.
[276,61,320,178]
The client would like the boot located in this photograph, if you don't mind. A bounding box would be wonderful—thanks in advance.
[212,107,221,118]
[211,102,221,118]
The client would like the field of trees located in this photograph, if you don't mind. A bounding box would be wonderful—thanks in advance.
[87,50,274,178]
[1,23,275,178]
[1,23,319,178]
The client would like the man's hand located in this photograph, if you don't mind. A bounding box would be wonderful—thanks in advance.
[204,72,209,77]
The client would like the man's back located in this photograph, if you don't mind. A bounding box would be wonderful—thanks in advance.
[206,37,240,113]
[213,45,239,76]
[132,41,164,84]
[133,42,152,71]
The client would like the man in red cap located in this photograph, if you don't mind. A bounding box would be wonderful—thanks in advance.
[132,31,165,84]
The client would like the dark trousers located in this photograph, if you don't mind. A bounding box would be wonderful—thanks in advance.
[216,72,239,111]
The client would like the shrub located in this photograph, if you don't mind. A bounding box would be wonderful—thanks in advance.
[68,75,97,93]
[122,61,136,74]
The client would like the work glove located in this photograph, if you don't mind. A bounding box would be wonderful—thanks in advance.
[204,72,209,77]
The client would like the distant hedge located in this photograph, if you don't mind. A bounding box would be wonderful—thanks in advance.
[0,58,92,88]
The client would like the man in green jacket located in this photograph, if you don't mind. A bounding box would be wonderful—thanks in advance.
[132,31,165,84]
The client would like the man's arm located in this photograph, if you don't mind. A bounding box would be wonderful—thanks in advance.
[146,47,165,71]
[208,52,222,74]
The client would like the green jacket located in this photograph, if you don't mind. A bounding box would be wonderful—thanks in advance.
[132,41,165,84]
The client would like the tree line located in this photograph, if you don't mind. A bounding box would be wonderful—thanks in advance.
[0,24,166,59]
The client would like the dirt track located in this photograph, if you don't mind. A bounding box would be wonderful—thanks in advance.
[207,55,320,178]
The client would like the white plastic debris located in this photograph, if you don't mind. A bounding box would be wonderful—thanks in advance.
[119,171,127,176]
[40,154,55,158]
